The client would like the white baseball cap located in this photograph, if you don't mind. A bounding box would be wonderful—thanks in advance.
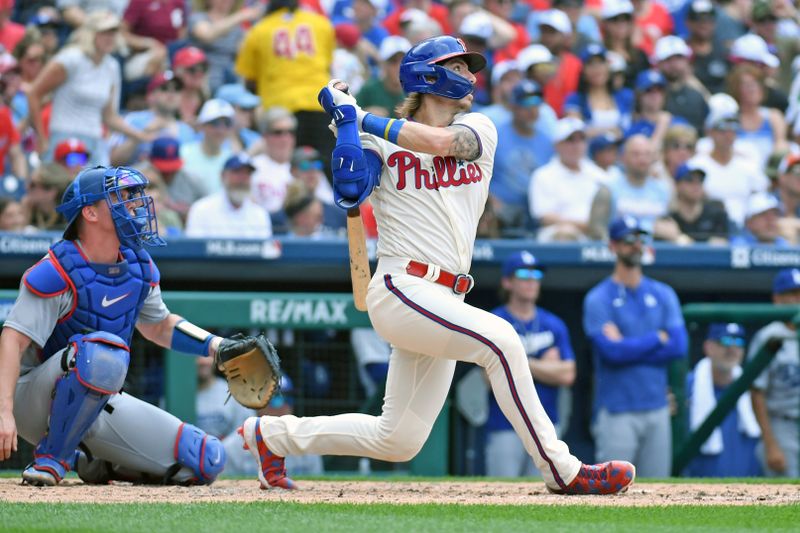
[459,11,493,41]
[651,35,691,64]
[537,9,572,35]
[601,0,634,20]
[399,8,430,27]
[379,35,411,62]
[730,33,780,69]
[554,117,586,143]
[363,0,388,18]
[197,98,235,124]
[517,44,554,72]
[705,93,740,129]
[745,192,780,220]
[491,59,520,86]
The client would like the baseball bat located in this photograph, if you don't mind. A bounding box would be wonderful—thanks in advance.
[347,207,370,312]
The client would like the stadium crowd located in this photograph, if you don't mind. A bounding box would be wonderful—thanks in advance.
[0,0,798,479]
[1,0,800,243]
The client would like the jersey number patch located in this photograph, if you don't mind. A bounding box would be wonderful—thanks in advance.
[273,26,316,59]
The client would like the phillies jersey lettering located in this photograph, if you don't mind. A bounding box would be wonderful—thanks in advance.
[388,151,483,191]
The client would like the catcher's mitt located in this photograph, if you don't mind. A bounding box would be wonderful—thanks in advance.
[215,333,281,409]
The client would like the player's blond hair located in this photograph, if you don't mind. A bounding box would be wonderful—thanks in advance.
[395,93,423,119]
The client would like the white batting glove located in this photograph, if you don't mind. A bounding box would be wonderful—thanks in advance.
[326,79,358,106]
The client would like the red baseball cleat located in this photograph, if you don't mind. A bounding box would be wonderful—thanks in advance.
[549,461,635,495]
[238,417,297,490]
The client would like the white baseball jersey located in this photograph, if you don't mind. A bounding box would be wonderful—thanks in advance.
[362,112,498,274]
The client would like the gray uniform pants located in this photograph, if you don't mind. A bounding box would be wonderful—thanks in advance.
[593,406,672,478]
[756,417,800,478]
[14,348,194,483]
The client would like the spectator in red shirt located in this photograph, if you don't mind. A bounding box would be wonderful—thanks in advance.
[0,55,25,180]
[172,46,210,130]
[632,0,674,58]
[538,9,581,117]
[485,0,530,63]
[121,0,188,80]
[383,0,452,36]
[0,0,25,54]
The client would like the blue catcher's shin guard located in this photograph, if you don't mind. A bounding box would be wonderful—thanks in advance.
[22,333,130,486]
[173,422,226,485]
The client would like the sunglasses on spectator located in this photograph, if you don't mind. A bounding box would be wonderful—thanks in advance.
[63,152,90,167]
[717,336,745,347]
[786,166,800,177]
[207,117,233,128]
[186,63,208,75]
[23,54,44,64]
[268,129,295,136]
[158,82,181,93]
[513,268,544,280]
[607,14,633,22]
[666,142,694,151]
[756,15,778,23]
[297,160,323,171]
[28,181,56,191]
[565,134,586,143]
[680,175,704,184]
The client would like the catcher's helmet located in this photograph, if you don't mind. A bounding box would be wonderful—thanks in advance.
[399,36,486,99]
[58,166,165,250]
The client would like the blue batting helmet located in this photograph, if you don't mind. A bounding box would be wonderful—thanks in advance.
[399,36,486,99]
[57,166,165,250]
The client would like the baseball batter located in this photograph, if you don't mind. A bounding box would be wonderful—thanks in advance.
[239,36,635,495]
[0,166,229,486]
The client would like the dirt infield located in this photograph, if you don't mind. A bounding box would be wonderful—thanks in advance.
[1,479,798,506]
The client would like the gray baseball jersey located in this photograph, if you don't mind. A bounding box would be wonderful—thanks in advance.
[4,276,169,373]
[747,321,800,420]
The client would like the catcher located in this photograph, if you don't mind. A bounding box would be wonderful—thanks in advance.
[0,166,281,486]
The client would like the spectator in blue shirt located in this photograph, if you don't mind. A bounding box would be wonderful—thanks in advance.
[110,70,196,167]
[491,79,554,233]
[684,323,762,477]
[583,215,688,477]
[588,135,672,239]
[625,69,687,147]
[484,251,576,477]
[731,193,790,247]
[564,44,634,139]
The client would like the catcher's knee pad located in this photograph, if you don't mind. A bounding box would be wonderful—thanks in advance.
[34,333,130,473]
[174,423,226,484]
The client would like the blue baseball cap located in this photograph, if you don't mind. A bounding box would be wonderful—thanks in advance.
[510,79,543,108]
[589,132,621,157]
[580,43,607,63]
[608,215,649,241]
[707,323,746,345]
[223,153,256,172]
[674,162,706,182]
[635,69,666,92]
[502,251,545,278]
[773,268,800,294]
[149,136,182,172]
[215,84,261,110]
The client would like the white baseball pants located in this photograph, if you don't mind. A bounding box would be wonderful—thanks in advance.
[260,257,581,490]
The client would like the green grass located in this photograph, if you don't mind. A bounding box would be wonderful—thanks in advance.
[0,502,796,532]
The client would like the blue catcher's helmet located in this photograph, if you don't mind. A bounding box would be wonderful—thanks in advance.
[57,166,166,250]
[399,36,487,99]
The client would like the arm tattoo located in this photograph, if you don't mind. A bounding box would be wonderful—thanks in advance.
[446,125,481,161]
